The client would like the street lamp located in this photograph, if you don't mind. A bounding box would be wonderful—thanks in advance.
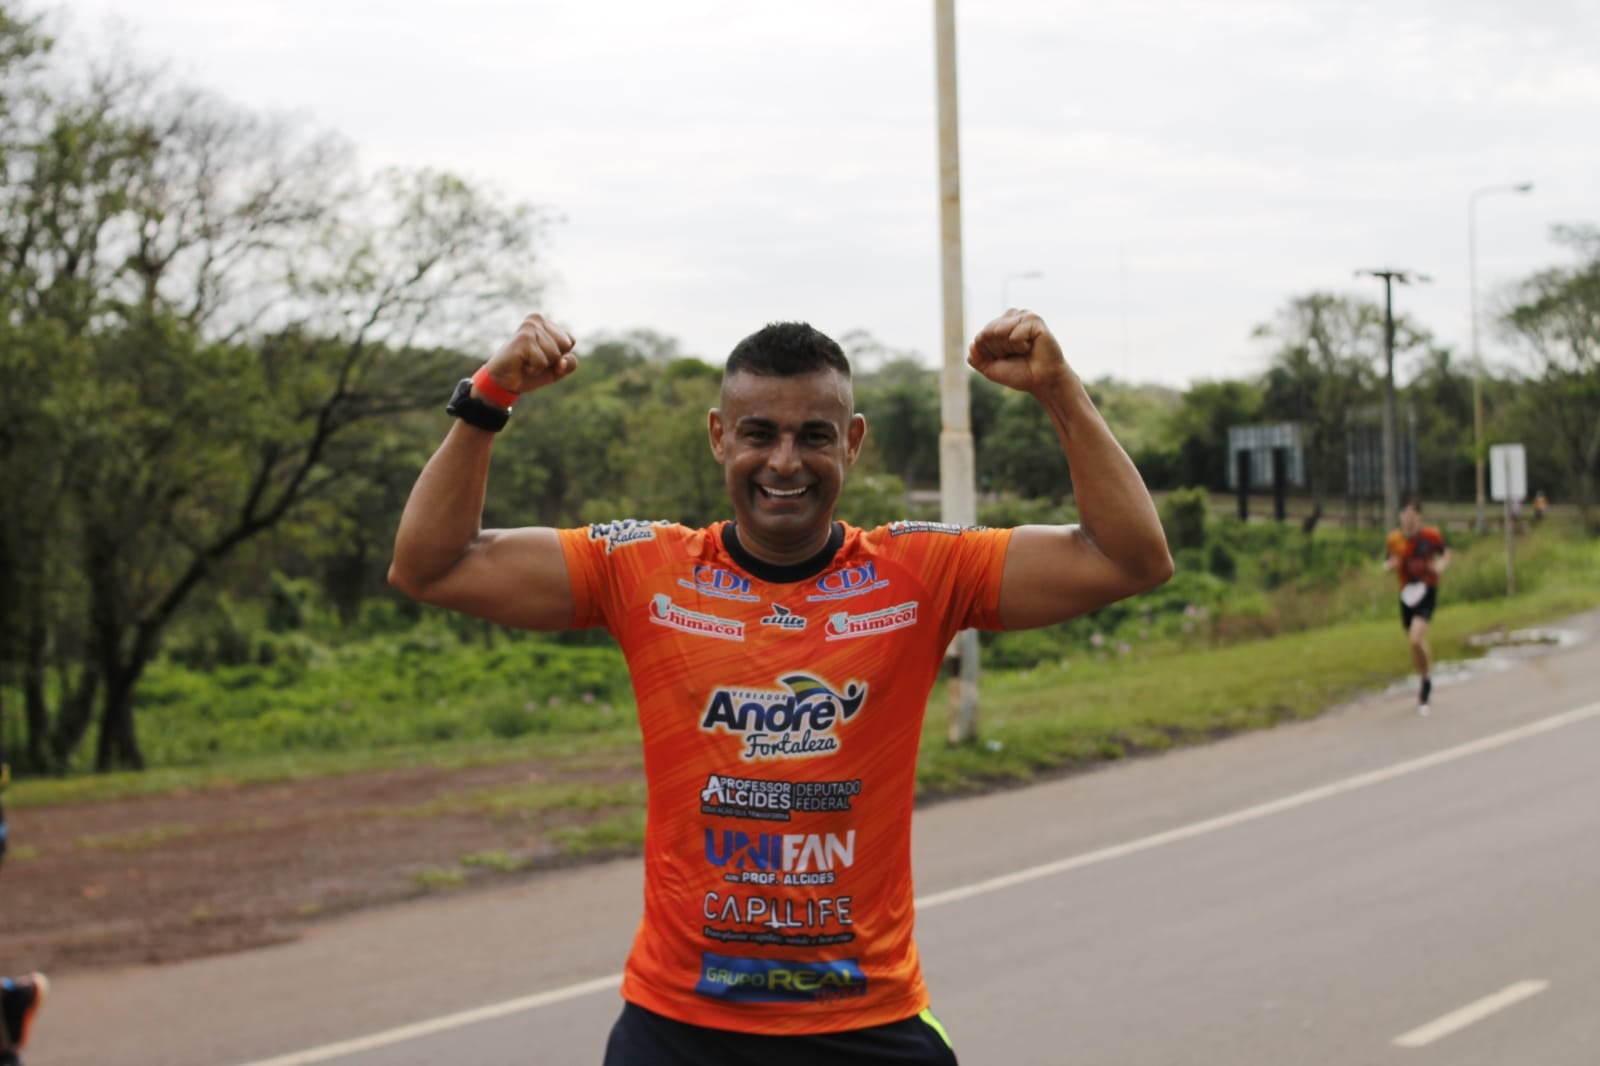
[1001,270,1043,310]
[1357,268,1431,524]
[1469,181,1535,533]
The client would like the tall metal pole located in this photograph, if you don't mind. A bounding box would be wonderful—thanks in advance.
[1358,269,1429,524]
[934,0,980,745]
[1469,182,1534,533]
[1381,275,1399,522]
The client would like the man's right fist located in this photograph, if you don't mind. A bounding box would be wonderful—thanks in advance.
[480,314,578,398]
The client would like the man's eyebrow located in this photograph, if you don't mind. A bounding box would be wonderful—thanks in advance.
[734,417,837,431]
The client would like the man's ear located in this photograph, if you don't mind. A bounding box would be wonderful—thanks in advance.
[708,408,726,463]
[846,413,867,466]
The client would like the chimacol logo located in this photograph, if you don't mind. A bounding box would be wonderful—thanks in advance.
[650,594,745,641]
[700,673,867,761]
[695,953,867,1004]
[826,601,919,641]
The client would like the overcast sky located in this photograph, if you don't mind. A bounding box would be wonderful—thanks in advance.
[88,1,1600,386]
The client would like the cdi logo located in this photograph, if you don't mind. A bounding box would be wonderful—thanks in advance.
[704,829,855,886]
[826,602,919,641]
[701,674,867,761]
[679,565,759,602]
[807,562,890,602]
[650,595,745,641]
[695,953,867,1004]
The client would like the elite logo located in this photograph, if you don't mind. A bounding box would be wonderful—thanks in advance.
[650,594,745,641]
[760,603,807,631]
[825,601,919,641]
[700,673,867,760]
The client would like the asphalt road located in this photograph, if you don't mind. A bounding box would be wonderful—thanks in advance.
[35,611,1600,1066]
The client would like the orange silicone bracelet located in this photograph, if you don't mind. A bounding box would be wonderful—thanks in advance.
[471,366,519,410]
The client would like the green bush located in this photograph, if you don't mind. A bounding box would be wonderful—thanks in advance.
[1160,487,1210,551]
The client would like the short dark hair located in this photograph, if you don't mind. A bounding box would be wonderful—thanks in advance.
[724,322,852,380]
[1402,497,1423,512]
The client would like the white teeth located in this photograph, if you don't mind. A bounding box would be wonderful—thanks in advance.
[762,486,807,497]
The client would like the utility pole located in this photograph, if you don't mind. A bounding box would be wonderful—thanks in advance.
[1358,269,1429,523]
[933,0,980,745]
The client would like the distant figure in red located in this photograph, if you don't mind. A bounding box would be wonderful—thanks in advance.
[1383,498,1451,715]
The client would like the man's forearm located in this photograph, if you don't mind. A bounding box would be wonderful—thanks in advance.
[1034,374,1170,581]
[389,423,498,592]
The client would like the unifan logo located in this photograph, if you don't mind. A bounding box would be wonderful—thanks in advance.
[704,829,855,886]
[700,673,867,761]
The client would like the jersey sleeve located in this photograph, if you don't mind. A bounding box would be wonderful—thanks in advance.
[556,519,683,632]
[557,527,611,630]
[879,523,1014,639]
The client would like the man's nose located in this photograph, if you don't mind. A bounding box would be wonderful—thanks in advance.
[767,436,802,476]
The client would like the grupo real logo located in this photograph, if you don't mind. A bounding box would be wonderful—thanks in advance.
[679,565,759,602]
[650,594,745,642]
[700,674,867,760]
[806,561,889,602]
[695,953,867,1004]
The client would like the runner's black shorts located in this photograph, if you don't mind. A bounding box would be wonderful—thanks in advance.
[1399,584,1439,630]
[602,1002,960,1066]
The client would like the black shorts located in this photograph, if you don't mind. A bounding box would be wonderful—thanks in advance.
[602,1002,959,1066]
[1399,585,1438,630]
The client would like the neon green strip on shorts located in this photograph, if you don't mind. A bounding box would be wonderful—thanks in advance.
[920,1008,954,1049]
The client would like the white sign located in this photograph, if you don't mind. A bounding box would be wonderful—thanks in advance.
[1489,443,1527,502]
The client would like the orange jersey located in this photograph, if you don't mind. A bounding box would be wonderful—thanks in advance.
[559,519,1013,1035]
[1386,526,1446,587]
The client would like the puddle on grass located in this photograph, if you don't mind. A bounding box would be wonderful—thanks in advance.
[1383,627,1587,698]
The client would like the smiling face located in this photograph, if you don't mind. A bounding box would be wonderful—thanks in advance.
[709,368,866,565]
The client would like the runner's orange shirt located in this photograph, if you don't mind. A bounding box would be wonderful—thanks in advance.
[1386,526,1446,587]
[559,519,1013,1035]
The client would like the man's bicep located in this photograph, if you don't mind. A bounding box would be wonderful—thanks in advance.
[410,526,580,631]
[995,525,1138,630]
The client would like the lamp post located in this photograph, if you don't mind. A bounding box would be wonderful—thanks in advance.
[933,0,980,744]
[1357,268,1430,523]
[1001,269,1043,310]
[1469,182,1534,533]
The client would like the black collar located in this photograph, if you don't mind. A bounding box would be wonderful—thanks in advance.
[722,522,845,584]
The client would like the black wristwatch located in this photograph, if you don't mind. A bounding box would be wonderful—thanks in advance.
[445,378,511,433]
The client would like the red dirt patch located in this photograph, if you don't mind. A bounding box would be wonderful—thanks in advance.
[2,758,643,973]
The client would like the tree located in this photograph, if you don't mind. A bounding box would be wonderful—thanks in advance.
[1163,379,1264,491]
[0,30,555,771]
[1503,225,1600,527]
[1256,293,1428,516]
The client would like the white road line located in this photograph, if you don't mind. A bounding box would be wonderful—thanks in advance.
[1392,980,1551,1048]
[231,976,622,1066]
[230,700,1600,1066]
